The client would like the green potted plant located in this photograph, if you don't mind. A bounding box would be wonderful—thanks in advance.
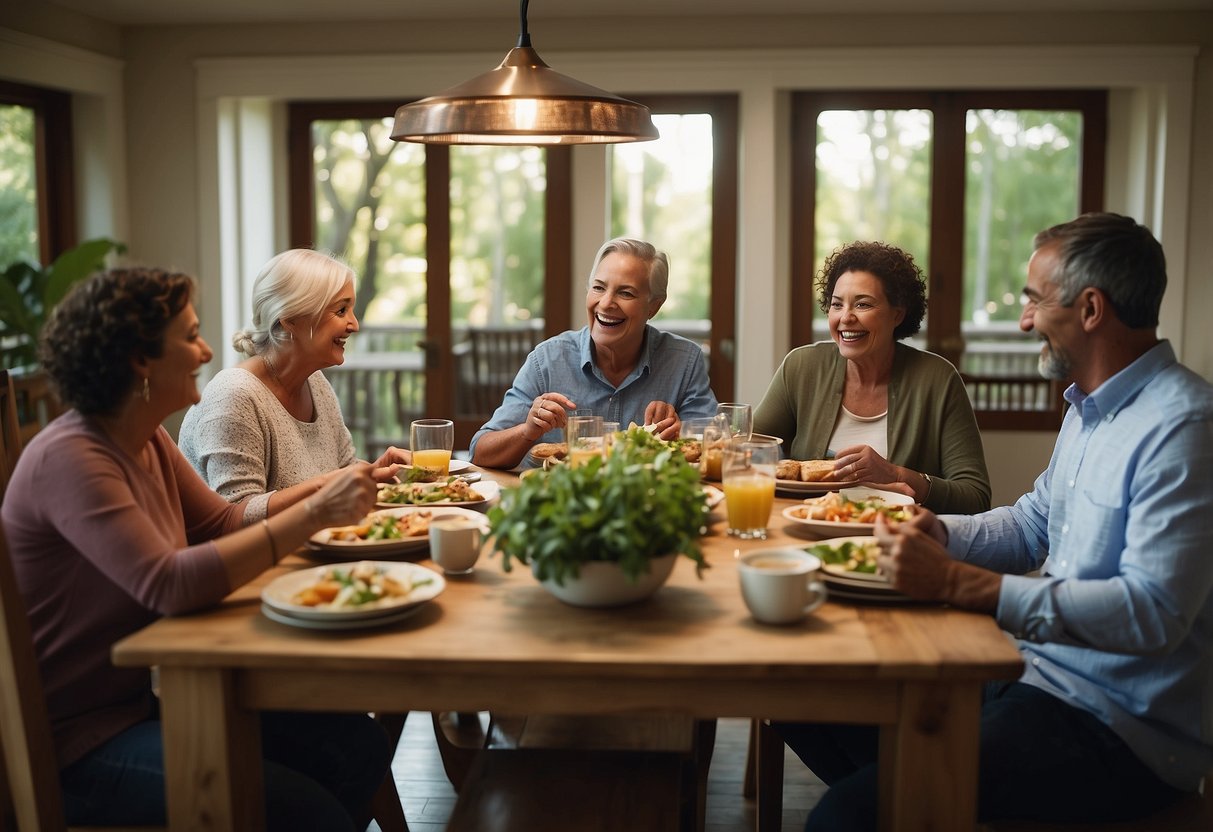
[487,426,710,607]
[0,237,125,370]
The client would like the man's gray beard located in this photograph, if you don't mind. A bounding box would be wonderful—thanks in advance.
[1038,344,1072,381]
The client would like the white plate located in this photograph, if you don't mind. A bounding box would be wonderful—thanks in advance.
[261,601,431,630]
[309,506,490,554]
[702,484,724,509]
[776,479,862,495]
[261,561,445,621]
[781,487,916,536]
[376,480,500,511]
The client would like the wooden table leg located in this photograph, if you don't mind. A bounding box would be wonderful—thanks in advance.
[158,667,263,831]
[878,681,981,832]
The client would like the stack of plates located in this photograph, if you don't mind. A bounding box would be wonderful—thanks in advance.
[260,561,446,630]
[819,564,912,604]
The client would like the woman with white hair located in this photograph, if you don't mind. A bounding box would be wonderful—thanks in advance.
[180,248,409,521]
[470,237,719,470]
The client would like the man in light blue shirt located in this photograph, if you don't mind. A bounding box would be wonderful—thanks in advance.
[470,238,719,469]
[779,213,1213,830]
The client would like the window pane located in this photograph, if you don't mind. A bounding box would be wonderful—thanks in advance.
[815,110,933,269]
[962,108,1082,388]
[0,104,40,267]
[814,110,933,340]
[611,113,713,345]
[311,117,427,455]
[450,145,547,420]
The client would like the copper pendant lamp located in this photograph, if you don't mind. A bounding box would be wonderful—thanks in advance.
[390,0,659,145]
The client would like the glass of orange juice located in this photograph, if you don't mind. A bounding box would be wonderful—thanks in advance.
[722,438,778,539]
[410,418,454,477]
[566,415,605,467]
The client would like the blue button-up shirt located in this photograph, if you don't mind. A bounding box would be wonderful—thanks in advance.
[468,325,719,464]
[943,341,1213,790]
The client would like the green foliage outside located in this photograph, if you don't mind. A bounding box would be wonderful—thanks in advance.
[0,105,39,270]
[610,113,713,321]
[312,118,546,337]
[814,107,1082,326]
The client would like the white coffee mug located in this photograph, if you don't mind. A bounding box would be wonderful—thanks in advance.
[429,516,483,575]
[738,548,828,625]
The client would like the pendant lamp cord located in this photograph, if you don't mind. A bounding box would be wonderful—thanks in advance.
[517,0,532,47]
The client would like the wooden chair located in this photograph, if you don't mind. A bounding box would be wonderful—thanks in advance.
[444,713,714,832]
[741,718,784,832]
[0,520,408,832]
[9,372,64,447]
[746,709,1212,832]
[0,371,21,496]
[463,326,543,416]
[0,517,164,831]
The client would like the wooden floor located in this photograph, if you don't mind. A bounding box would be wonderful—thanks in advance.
[369,713,824,832]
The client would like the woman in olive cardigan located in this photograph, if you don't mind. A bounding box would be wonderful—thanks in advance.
[753,241,991,515]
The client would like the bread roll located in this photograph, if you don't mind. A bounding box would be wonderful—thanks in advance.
[800,459,835,482]
[776,459,801,481]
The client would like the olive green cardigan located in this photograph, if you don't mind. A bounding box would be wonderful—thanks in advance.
[753,342,991,514]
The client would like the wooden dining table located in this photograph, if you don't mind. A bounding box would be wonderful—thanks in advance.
[112,471,1022,832]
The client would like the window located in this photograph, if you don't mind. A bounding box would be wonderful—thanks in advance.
[792,90,1105,429]
[0,79,75,268]
[611,94,738,400]
[288,101,572,452]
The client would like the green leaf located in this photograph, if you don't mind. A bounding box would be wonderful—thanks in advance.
[44,238,125,310]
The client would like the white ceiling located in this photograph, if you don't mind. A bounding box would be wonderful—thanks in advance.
[45,0,1212,26]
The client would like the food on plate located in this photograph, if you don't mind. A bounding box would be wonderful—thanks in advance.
[788,491,915,523]
[773,458,836,482]
[530,442,567,461]
[799,459,835,482]
[290,562,433,608]
[377,478,484,505]
[326,511,434,541]
[775,459,800,480]
[805,538,882,575]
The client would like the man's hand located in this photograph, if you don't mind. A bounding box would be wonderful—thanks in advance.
[874,513,1000,612]
[523,393,578,441]
[644,400,680,440]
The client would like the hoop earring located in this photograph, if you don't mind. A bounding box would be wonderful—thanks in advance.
[142,377,150,403]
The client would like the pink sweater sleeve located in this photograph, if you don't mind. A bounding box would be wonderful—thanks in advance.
[6,418,239,615]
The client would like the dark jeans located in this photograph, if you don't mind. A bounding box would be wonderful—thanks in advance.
[775,681,1188,832]
[60,711,392,831]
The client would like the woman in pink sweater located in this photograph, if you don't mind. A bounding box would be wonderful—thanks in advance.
[2,267,390,830]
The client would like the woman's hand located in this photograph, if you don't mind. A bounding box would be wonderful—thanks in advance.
[370,445,411,483]
[643,401,680,440]
[832,444,900,484]
[523,393,578,441]
[308,463,377,529]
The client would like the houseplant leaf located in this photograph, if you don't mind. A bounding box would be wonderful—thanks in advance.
[43,238,125,310]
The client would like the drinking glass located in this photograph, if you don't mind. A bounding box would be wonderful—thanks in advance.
[602,421,621,452]
[722,438,779,539]
[566,415,605,467]
[680,416,721,476]
[699,418,729,481]
[410,418,454,477]
[717,403,753,440]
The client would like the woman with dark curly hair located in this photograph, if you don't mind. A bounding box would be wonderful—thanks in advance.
[1,267,392,829]
[753,241,991,514]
